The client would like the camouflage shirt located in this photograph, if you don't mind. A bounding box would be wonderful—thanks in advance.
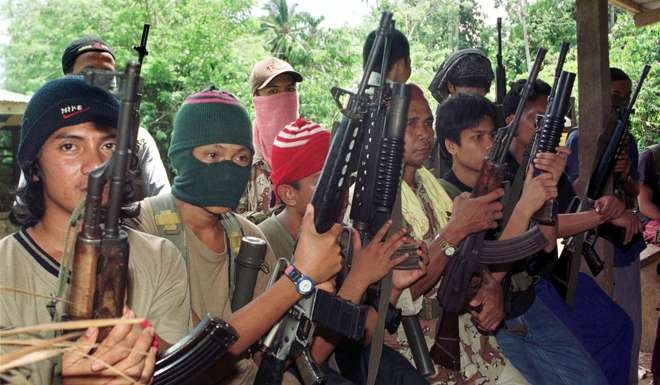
[236,153,274,223]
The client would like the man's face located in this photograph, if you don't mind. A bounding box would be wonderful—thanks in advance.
[513,96,547,148]
[37,122,116,216]
[403,99,434,168]
[72,51,116,74]
[446,116,495,173]
[256,73,297,96]
[191,142,253,215]
[611,79,631,109]
[292,172,321,217]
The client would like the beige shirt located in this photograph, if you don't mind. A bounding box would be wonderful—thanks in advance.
[0,227,191,385]
[132,196,286,385]
[258,212,296,262]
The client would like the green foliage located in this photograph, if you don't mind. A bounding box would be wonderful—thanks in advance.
[1,0,656,171]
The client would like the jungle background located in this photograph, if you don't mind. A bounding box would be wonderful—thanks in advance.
[0,0,658,203]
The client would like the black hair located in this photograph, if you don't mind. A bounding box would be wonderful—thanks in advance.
[610,67,630,82]
[362,28,410,74]
[502,79,552,118]
[9,164,45,227]
[435,93,498,159]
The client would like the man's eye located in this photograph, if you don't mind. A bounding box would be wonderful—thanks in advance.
[286,85,296,92]
[235,153,252,167]
[103,142,117,151]
[268,89,279,95]
[60,143,75,151]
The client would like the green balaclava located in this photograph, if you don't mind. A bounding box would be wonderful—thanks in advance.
[169,86,254,209]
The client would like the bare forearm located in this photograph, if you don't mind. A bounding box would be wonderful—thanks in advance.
[499,205,532,240]
[227,277,299,355]
[557,211,604,238]
[638,186,660,220]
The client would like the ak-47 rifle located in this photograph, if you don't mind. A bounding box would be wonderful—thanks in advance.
[429,48,549,371]
[496,17,506,106]
[65,25,239,384]
[552,64,651,304]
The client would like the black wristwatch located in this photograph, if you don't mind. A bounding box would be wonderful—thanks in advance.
[284,264,315,297]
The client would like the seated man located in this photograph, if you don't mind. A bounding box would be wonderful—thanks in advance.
[262,117,429,385]
[503,76,636,385]
[2,77,191,384]
[128,87,345,385]
[638,144,660,245]
[400,88,555,385]
[437,92,613,385]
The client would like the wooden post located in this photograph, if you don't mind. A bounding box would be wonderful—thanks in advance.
[575,0,614,295]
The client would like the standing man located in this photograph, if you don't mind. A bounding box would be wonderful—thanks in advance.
[238,57,303,220]
[638,144,660,245]
[61,36,171,197]
[427,49,496,178]
[3,77,191,385]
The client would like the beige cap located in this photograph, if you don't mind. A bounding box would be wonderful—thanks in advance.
[249,57,303,94]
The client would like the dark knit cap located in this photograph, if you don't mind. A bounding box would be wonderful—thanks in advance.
[62,36,115,74]
[17,77,119,170]
[169,86,253,157]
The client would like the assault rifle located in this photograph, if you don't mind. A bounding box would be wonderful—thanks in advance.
[552,64,651,304]
[496,17,506,105]
[502,43,571,227]
[528,42,571,225]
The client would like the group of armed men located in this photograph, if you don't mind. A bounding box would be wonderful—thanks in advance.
[1,21,659,385]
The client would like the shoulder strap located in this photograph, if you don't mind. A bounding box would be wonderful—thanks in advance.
[220,212,244,300]
[150,193,188,262]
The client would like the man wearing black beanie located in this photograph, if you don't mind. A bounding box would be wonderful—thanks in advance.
[2,77,191,385]
[15,36,171,205]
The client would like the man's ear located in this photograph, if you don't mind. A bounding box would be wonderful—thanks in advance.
[30,163,42,182]
[276,184,298,207]
[447,82,457,95]
[505,115,513,125]
[444,138,458,156]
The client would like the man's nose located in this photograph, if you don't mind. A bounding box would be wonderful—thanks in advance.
[81,149,108,175]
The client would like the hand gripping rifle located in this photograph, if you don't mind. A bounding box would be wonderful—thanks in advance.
[552,64,651,304]
[430,48,549,371]
[502,43,571,228]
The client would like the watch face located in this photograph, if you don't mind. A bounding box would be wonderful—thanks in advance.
[298,279,313,294]
[444,246,456,256]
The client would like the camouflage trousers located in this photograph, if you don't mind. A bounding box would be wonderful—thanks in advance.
[386,313,529,385]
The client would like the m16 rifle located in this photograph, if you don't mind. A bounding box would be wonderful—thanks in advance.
[552,64,651,304]
[431,48,549,371]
